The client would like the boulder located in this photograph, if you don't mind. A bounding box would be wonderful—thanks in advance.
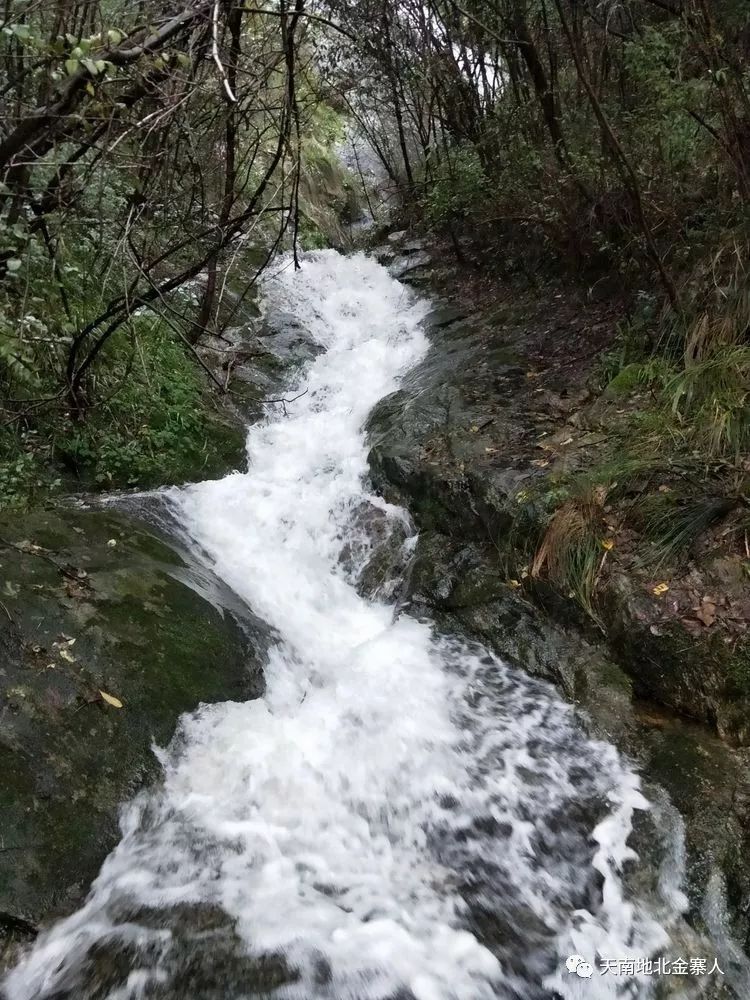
[0,504,270,967]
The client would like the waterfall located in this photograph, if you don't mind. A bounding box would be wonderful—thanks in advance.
[3,252,681,1000]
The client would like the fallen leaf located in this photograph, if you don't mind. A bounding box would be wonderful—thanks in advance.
[107,538,117,548]
[681,618,703,637]
[470,425,479,433]
[508,579,521,589]
[99,690,123,709]
[653,582,670,596]
[601,539,615,551]
[59,648,76,664]
[531,458,550,468]
[694,598,717,628]
[65,580,88,599]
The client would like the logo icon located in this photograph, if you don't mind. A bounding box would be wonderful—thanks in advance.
[566,955,594,978]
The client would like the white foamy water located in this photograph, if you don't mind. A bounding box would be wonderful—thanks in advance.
[4,252,680,1000]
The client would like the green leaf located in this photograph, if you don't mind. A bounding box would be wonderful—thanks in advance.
[64,58,79,75]
[8,24,32,42]
[82,57,100,75]
[6,259,22,272]
[107,28,124,46]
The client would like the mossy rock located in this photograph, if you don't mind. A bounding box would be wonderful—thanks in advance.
[0,505,269,961]
[600,575,750,745]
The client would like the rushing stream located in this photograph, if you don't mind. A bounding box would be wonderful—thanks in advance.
[3,253,697,999]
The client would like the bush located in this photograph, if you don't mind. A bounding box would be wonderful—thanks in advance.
[425,146,489,229]
[0,316,243,508]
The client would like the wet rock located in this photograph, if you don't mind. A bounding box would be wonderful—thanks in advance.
[406,530,608,698]
[0,505,270,966]
[600,576,750,746]
[39,903,298,1000]
[369,244,397,265]
[424,304,468,330]
[390,251,432,282]
[256,311,323,367]
[198,308,326,424]
[367,291,750,746]
[339,500,412,600]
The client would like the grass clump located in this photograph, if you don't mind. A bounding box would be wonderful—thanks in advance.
[635,492,741,569]
[531,494,607,619]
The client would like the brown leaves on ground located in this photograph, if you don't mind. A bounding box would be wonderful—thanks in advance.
[678,591,750,637]
[693,597,718,628]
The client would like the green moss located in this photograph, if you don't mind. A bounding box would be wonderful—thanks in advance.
[0,317,247,509]
[58,319,246,489]
[0,506,267,934]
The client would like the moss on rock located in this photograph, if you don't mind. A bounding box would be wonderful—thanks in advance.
[0,505,269,961]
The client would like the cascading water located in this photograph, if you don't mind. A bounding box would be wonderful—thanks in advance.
[3,252,689,1000]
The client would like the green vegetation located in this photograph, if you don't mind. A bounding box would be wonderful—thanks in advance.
[530,497,605,619]
[0,313,247,506]
[0,1,353,507]
[324,0,750,481]
[318,0,750,619]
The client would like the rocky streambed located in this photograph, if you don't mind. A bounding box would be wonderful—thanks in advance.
[0,502,273,967]
[364,234,750,983]
[0,305,315,969]
[1,244,749,996]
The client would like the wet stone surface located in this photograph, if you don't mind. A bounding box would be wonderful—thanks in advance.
[364,244,750,990]
[0,504,271,968]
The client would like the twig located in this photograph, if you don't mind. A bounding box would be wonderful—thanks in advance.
[0,535,81,581]
[213,0,237,103]
[265,387,308,415]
